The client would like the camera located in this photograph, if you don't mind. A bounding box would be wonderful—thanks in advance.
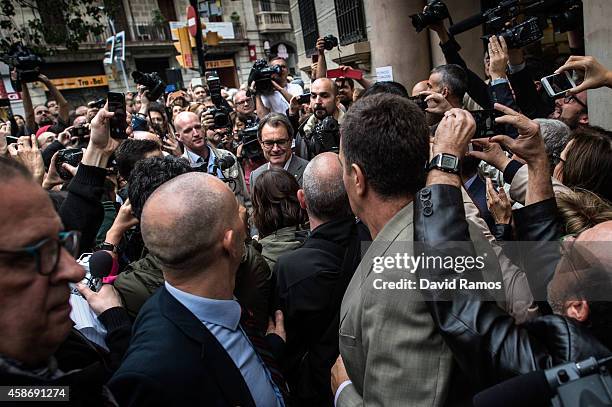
[309,116,340,156]
[408,95,428,112]
[469,110,503,139]
[69,126,90,143]
[410,0,450,33]
[56,148,83,181]
[550,0,582,33]
[248,59,282,94]
[88,98,106,109]
[323,35,339,50]
[0,44,44,91]
[205,70,232,130]
[238,126,264,161]
[497,17,543,49]
[132,71,166,101]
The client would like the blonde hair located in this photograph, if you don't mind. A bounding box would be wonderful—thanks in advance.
[557,189,612,236]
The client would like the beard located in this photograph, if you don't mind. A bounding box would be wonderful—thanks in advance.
[38,116,54,126]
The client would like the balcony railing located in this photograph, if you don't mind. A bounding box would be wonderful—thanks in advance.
[255,11,292,33]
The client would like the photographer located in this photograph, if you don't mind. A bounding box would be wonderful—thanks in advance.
[289,78,343,160]
[233,89,258,124]
[253,56,303,118]
[174,111,249,205]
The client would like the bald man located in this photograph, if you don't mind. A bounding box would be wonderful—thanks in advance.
[109,172,287,406]
[290,78,345,159]
[411,80,429,96]
[174,111,249,205]
[274,152,369,406]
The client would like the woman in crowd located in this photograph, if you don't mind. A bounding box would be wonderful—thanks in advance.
[251,168,308,270]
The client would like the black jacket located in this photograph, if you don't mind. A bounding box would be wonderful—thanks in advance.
[109,287,286,407]
[413,184,611,393]
[274,217,369,406]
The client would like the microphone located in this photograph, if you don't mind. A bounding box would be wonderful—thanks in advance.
[216,155,236,171]
[89,250,114,280]
[473,370,552,407]
[449,13,488,36]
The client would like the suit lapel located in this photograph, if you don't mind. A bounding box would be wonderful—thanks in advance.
[287,155,305,181]
[159,288,256,407]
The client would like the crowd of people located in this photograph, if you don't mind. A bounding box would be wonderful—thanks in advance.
[1,12,612,407]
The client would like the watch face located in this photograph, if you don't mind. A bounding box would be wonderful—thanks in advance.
[441,155,457,168]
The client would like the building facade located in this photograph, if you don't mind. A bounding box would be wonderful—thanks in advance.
[2,0,299,114]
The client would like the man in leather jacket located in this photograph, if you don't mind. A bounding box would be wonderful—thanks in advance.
[414,105,611,396]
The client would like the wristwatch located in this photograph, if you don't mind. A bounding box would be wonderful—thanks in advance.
[427,153,460,174]
[97,241,118,254]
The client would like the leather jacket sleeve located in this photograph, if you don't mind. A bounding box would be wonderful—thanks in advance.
[414,184,551,389]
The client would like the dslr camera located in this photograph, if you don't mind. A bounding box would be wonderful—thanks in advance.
[410,0,450,33]
[132,71,166,101]
[238,126,264,161]
[323,35,339,50]
[309,116,340,156]
[56,148,83,181]
[205,70,232,130]
[1,44,44,91]
[248,59,282,94]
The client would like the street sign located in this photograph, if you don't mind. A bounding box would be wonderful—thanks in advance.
[187,5,197,37]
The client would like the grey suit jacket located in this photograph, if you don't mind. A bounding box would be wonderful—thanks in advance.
[337,203,453,407]
[249,154,309,191]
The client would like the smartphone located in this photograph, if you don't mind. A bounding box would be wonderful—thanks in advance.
[107,92,127,139]
[541,71,576,98]
[6,135,19,144]
[311,54,319,63]
[297,93,311,105]
[408,95,427,112]
[469,110,503,139]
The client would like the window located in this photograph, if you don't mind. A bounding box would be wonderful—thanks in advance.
[298,0,319,56]
[260,0,272,12]
[334,0,367,45]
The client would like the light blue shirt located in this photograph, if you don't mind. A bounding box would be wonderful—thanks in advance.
[464,173,478,190]
[184,146,224,178]
[164,282,284,407]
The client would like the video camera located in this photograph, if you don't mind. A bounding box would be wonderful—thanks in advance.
[410,0,452,33]
[238,125,264,161]
[448,0,583,41]
[205,70,232,130]
[0,44,44,92]
[132,71,166,101]
[308,116,340,156]
[248,59,282,94]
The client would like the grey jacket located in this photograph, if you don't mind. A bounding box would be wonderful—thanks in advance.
[249,154,309,190]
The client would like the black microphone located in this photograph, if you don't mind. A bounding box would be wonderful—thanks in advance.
[89,250,114,280]
[216,155,235,171]
[449,13,488,36]
[473,370,553,407]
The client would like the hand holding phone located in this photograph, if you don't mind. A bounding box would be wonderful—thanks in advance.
[541,72,576,98]
[107,92,127,140]
[297,93,311,105]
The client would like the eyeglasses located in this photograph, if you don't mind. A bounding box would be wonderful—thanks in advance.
[563,95,588,111]
[0,231,81,276]
[552,152,566,165]
[261,138,290,150]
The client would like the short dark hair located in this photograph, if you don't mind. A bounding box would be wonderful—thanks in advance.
[115,139,161,180]
[361,81,409,99]
[128,156,191,220]
[252,168,306,237]
[335,77,355,90]
[340,93,429,198]
[431,64,468,100]
[148,102,167,120]
[257,112,294,140]
[45,100,56,107]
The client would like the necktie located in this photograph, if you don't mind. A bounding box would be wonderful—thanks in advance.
[240,306,290,405]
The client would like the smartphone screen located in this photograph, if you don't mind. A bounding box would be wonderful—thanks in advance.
[543,72,574,97]
[311,54,319,63]
[107,92,127,139]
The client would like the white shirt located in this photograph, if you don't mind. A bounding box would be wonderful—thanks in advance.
[261,83,303,114]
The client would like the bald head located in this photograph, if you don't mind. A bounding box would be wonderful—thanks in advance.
[141,172,240,272]
[173,111,199,132]
[411,80,429,96]
[133,130,161,144]
[302,152,351,221]
[312,78,337,96]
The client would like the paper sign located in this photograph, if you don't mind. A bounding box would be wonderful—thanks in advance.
[376,66,394,82]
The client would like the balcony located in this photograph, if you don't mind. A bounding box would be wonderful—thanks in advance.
[255,11,292,33]
[81,24,172,47]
